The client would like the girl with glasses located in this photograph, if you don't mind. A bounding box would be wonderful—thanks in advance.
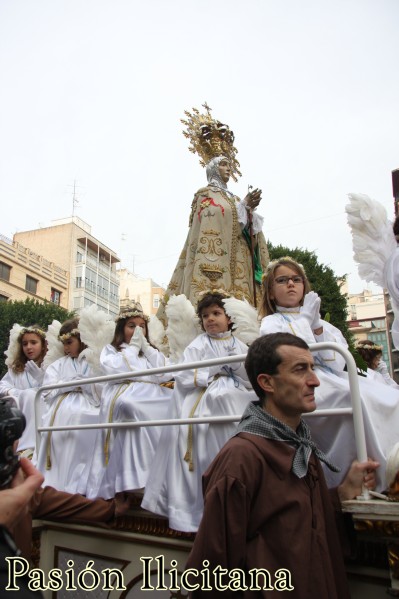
[258,256,399,492]
[259,256,347,373]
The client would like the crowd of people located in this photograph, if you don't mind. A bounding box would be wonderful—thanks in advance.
[1,257,397,522]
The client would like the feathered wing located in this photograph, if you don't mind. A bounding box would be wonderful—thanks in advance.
[165,294,201,363]
[346,193,396,288]
[43,320,64,369]
[148,315,169,356]
[223,297,260,345]
[78,305,115,375]
[4,323,23,367]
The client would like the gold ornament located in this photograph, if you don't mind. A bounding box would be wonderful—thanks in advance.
[181,102,241,181]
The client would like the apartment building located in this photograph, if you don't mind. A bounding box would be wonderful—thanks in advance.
[14,217,120,317]
[118,268,165,316]
[346,286,391,369]
[0,233,68,307]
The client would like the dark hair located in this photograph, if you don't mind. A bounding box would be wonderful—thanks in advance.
[196,292,232,331]
[111,315,150,352]
[59,318,86,354]
[245,333,309,401]
[356,339,382,369]
[393,215,399,242]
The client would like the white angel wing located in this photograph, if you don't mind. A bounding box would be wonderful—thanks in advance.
[346,193,396,288]
[4,323,23,367]
[165,294,201,363]
[148,315,169,356]
[43,320,64,369]
[223,297,260,345]
[79,305,115,375]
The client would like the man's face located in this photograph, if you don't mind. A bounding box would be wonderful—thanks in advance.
[258,345,320,427]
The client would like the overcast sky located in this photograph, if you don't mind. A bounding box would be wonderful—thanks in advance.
[1,0,398,294]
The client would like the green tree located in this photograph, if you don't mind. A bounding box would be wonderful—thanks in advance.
[268,243,354,349]
[0,298,74,376]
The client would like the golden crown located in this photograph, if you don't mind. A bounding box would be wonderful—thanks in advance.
[181,102,241,181]
[116,301,149,322]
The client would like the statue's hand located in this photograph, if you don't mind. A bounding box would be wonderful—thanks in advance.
[244,188,262,210]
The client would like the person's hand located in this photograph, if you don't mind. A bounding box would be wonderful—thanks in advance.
[0,458,44,529]
[300,291,321,328]
[244,188,262,211]
[25,360,44,385]
[129,326,143,352]
[337,458,379,502]
[140,331,154,356]
[375,359,389,376]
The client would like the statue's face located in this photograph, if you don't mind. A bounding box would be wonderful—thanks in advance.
[218,159,231,183]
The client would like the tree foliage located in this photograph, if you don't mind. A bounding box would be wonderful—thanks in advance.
[268,243,353,348]
[0,298,74,377]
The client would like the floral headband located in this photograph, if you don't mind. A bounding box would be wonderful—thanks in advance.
[58,329,80,342]
[356,341,383,351]
[115,310,149,323]
[18,327,46,340]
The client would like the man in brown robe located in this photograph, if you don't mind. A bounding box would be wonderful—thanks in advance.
[186,332,379,598]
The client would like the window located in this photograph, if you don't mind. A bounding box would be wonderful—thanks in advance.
[25,275,38,294]
[50,288,61,305]
[153,294,160,309]
[0,294,8,302]
[76,276,82,288]
[76,251,83,263]
[0,261,11,281]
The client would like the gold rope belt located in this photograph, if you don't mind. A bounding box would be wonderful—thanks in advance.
[103,378,173,464]
[184,388,207,472]
[183,373,229,472]
[104,382,132,465]
[46,392,71,470]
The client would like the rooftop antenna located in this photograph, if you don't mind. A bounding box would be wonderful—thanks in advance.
[72,180,79,217]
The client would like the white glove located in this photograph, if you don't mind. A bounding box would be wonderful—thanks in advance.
[300,291,321,329]
[140,332,157,358]
[376,359,390,377]
[25,360,44,385]
[129,326,144,352]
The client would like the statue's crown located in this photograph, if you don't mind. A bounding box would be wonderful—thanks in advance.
[181,103,241,181]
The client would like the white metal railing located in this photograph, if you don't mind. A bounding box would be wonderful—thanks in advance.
[34,342,367,465]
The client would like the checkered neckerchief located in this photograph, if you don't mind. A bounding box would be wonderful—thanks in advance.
[237,402,340,478]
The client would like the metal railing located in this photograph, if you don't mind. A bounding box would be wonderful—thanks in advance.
[34,342,367,462]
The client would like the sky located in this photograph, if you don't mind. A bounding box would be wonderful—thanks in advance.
[0,0,398,294]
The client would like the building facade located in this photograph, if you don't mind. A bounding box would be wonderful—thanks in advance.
[118,269,165,316]
[346,287,391,370]
[14,217,120,317]
[0,233,69,307]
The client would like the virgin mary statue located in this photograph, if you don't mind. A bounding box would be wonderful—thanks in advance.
[157,104,269,324]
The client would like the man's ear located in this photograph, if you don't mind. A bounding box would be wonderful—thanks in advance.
[257,373,274,394]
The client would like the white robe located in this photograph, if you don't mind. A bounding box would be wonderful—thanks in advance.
[85,343,173,500]
[260,308,399,490]
[36,354,100,494]
[0,367,46,453]
[141,331,256,533]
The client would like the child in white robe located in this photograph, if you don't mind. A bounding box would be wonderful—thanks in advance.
[36,318,100,494]
[259,256,399,490]
[85,303,173,500]
[142,291,256,532]
[0,325,47,457]
[356,339,399,389]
